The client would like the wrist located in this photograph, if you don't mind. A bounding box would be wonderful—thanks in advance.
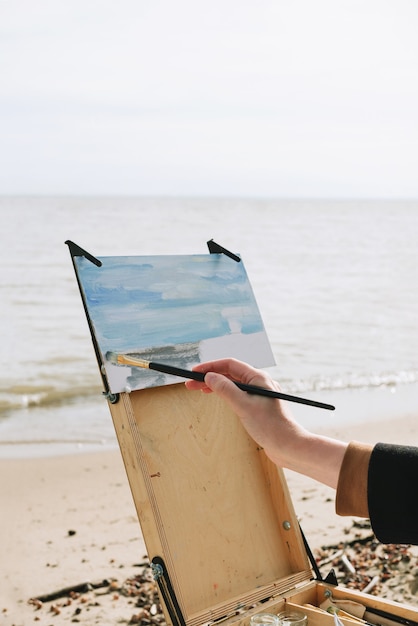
[279,431,348,489]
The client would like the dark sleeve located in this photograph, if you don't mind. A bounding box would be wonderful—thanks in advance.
[368,442,418,545]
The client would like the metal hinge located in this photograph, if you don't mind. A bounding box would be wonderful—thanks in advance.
[151,556,186,626]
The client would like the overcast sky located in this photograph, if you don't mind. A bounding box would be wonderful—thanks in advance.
[1,0,418,198]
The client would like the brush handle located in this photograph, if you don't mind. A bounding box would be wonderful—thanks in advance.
[148,362,335,411]
[235,383,335,410]
[149,362,206,382]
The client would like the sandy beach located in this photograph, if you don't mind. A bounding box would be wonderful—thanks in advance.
[1,407,418,625]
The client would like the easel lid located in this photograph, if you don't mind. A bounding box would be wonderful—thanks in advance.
[110,385,312,626]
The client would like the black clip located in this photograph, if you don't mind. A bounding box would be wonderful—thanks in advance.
[323,568,338,586]
[207,239,240,262]
[65,240,102,267]
[65,239,112,398]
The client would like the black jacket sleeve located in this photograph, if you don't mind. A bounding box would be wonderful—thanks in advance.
[368,442,418,545]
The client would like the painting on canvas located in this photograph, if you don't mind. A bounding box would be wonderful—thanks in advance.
[74,253,275,394]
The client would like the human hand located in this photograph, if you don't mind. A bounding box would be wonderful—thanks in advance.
[186,358,347,488]
[185,358,308,469]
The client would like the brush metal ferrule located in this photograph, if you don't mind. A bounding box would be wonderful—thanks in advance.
[114,354,150,369]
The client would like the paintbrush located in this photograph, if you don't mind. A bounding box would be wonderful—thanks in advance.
[105,351,335,411]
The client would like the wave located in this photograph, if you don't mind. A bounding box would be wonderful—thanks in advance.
[1,368,418,419]
[270,368,418,394]
[0,383,104,417]
[0,437,111,446]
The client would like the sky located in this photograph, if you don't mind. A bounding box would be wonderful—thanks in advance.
[1,0,418,198]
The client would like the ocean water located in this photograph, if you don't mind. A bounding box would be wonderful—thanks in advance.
[2,196,418,457]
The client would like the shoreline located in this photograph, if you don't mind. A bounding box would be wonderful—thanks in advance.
[1,382,418,460]
[1,398,418,624]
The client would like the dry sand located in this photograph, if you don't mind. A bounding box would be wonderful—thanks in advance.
[1,409,418,625]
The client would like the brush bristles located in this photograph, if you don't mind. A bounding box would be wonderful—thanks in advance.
[106,352,150,369]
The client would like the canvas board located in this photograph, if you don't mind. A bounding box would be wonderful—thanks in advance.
[74,253,275,394]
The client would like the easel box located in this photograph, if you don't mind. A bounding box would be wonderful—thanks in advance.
[66,240,417,626]
[107,383,418,626]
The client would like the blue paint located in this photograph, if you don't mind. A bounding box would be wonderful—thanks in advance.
[75,253,273,392]
[76,254,264,352]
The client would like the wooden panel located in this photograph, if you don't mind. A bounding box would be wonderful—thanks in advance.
[108,384,310,623]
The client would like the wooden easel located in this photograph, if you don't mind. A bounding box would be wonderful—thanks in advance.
[67,240,418,626]
[107,383,310,626]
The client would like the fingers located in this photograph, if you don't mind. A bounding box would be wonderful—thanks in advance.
[184,358,301,470]
[190,358,271,388]
[184,379,213,393]
[204,370,270,417]
[185,358,277,418]
[184,358,259,394]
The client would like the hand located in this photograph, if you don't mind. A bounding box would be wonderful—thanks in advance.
[185,358,347,489]
[185,358,308,468]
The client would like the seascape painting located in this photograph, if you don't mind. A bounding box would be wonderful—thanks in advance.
[74,253,275,394]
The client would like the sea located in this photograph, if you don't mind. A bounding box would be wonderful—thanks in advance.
[2,196,418,458]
